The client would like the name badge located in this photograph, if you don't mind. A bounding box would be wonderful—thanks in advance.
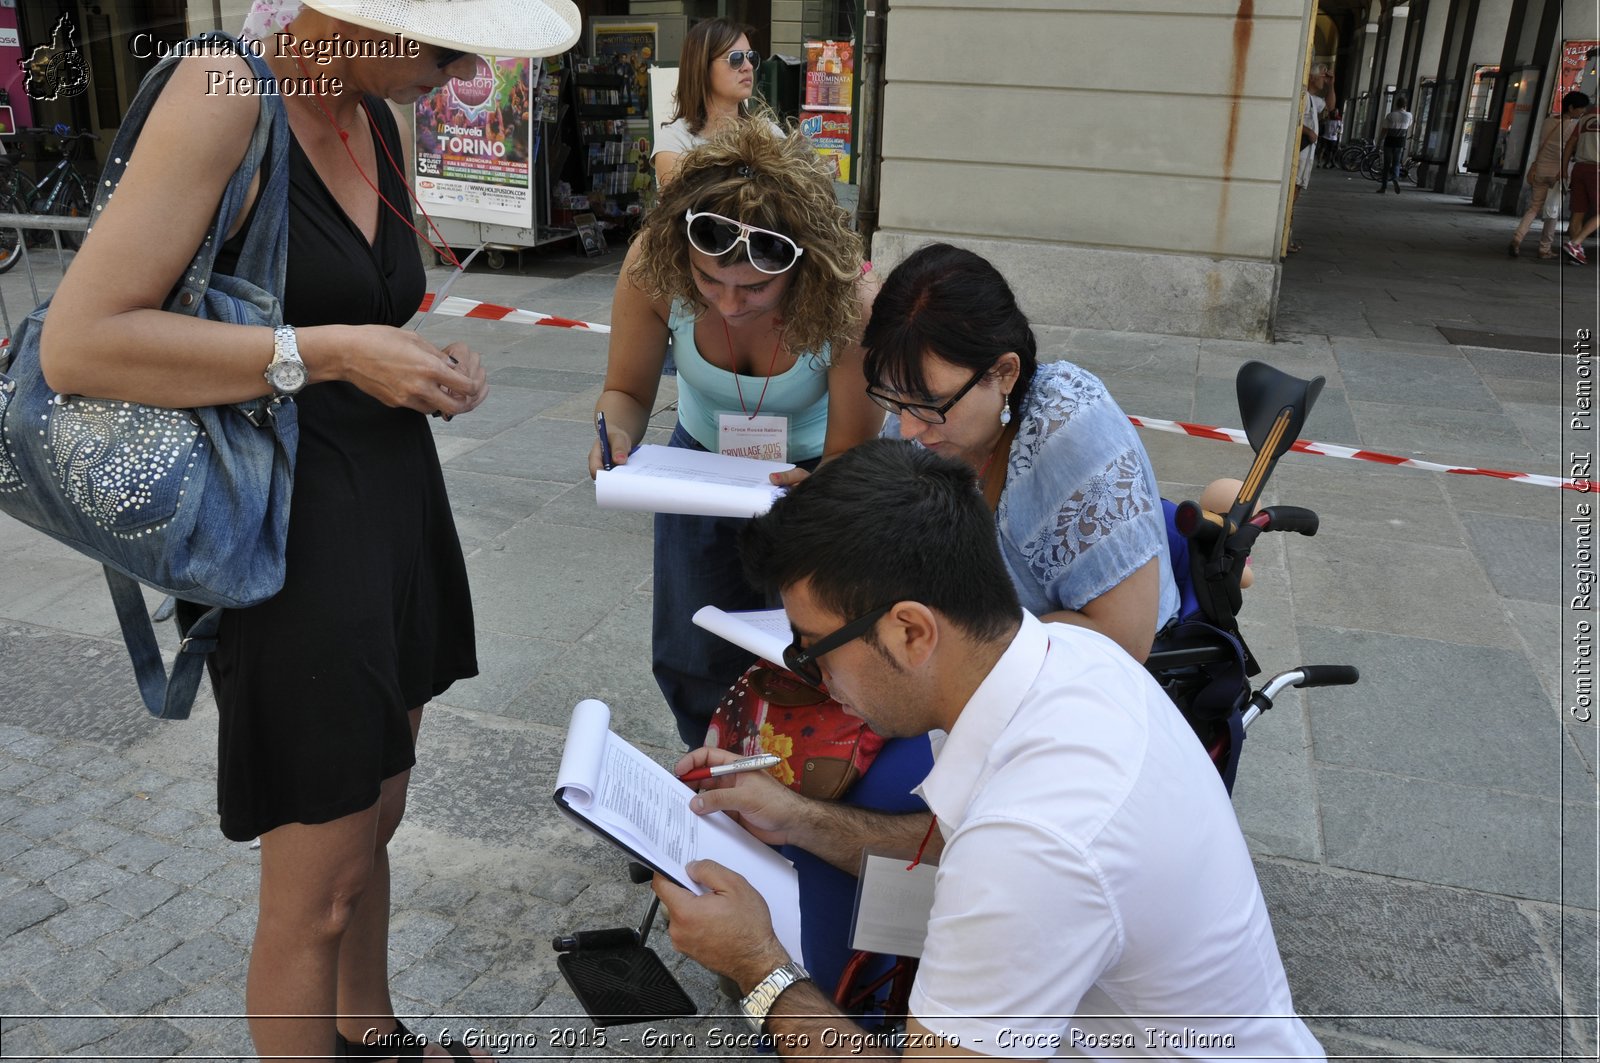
[717,412,789,462]
[849,849,939,958]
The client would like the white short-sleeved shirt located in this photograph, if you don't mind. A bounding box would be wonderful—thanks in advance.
[906,613,1325,1059]
[652,115,785,159]
[652,116,704,159]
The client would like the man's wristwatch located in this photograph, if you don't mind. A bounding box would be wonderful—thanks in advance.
[264,324,307,396]
[738,961,810,1033]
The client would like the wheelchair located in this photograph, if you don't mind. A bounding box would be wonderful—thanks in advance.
[832,359,1361,1017]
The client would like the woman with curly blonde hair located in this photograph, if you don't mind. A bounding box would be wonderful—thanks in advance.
[589,119,882,746]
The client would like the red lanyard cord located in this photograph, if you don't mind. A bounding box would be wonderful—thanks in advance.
[291,52,463,270]
[907,815,938,870]
[720,316,784,419]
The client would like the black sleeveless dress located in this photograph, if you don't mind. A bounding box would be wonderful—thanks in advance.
[190,99,478,842]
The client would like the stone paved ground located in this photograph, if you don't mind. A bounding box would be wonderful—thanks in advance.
[0,172,1594,1060]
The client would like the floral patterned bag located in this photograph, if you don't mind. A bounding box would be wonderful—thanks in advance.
[705,660,885,801]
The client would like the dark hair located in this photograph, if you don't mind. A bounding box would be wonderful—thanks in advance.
[672,18,754,135]
[1392,94,1409,110]
[1565,91,1592,113]
[740,439,1020,642]
[861,243,1038,421]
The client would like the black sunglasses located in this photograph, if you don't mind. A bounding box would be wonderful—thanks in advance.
[722,49,762,70]
[865,364,991,425]
[436,48,468,70]
[783,603,894,690]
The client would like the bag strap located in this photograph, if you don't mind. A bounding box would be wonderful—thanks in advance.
[90,33,289,311]
[88,35,289,721]
[103,567,220,720]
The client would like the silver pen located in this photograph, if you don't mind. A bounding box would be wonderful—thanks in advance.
[678,753,782,783]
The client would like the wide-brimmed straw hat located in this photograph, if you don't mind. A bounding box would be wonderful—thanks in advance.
[300,0,581,58]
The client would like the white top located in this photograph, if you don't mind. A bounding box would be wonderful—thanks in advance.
[1382,108,1414,135]
[906,613,1325,1059]
[653,114,785,159]
[652,116,704,158]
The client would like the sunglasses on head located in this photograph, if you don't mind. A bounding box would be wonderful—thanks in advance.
[783,603,894,690]
[865,364,993,424]
[684,209,805,274]
[721,49,762,70]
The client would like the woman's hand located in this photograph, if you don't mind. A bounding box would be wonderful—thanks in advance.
[588,418,634,479]
[335,327,488,417]
[769,466,811,488]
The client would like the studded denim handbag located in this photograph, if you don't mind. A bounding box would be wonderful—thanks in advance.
[0,35,294,721]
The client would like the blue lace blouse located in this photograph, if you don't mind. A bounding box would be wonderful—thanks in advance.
[886,360,1180,627]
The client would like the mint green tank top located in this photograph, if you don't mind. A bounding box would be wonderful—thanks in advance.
[669,299,831,461]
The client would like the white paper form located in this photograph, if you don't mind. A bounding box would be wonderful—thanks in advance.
[691,606,792,664]
[593,444,793,518]
[554,700,805,963]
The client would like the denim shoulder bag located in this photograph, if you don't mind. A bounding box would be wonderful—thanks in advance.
[0,34,294,721]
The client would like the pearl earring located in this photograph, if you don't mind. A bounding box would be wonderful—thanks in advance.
[999,404,1012,427]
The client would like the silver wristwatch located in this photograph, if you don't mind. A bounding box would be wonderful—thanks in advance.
[738,961,810,1033]
[264,324,307,396]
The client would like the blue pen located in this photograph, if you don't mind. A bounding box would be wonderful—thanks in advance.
[596,411,616,470]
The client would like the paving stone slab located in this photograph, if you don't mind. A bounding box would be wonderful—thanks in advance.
[1457,513,1567,605]
[1347,399,1543,468]
[153,931,247,986]
[0,885,66,939]
[465,522,653,647]
[1302,626,1559,795]
[1290,533,1520,649]
[1317,765,1565,902]
[446,415,596,484]
[0,624,154,748]
[38,897,127,947]
[1257,861,1563,1057]
[442,467,568,549]
[436,631,567,717]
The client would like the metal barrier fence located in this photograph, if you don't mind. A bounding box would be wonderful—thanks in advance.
[0,212,91,338]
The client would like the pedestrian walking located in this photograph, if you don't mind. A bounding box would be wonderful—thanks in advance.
[1510,91,1588,259]
[1376,95,1413,193]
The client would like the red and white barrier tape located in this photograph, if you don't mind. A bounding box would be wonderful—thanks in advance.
[417,294,611,334]
[406,299,1581,492]
[1128,415,1588,492]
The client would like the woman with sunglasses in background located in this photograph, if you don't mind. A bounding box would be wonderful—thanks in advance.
[588,120,882,748]
[653,18,778,188]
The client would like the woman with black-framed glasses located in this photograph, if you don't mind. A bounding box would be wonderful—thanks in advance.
[653,18,778,188]
[586,120,883,749]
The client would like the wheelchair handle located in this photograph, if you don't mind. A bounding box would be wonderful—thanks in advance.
[1257,505,1319,535]
[1296,664,1360,687]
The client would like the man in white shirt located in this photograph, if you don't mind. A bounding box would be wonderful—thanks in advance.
[654,439,1325,1060]
[1377,94,1414,193]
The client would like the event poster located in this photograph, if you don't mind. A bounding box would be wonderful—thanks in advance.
[800,109,852,182]
[1556,40,1599,113]
[413,55,536,226]
[0,1,32,131]
[804,40,853,112]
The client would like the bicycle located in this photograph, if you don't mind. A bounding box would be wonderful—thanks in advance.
[24,123,99,250]
[0,149,36,274]
[1337,137,1375,171]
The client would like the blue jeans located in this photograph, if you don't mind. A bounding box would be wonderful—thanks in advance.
[1380,137,1405,189]
[784,734,935,997]
[651,422,818,746]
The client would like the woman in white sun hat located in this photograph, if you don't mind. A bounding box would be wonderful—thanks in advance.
[40,1,578,1058]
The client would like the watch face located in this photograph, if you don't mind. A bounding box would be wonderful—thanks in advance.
[269,360,308,393]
